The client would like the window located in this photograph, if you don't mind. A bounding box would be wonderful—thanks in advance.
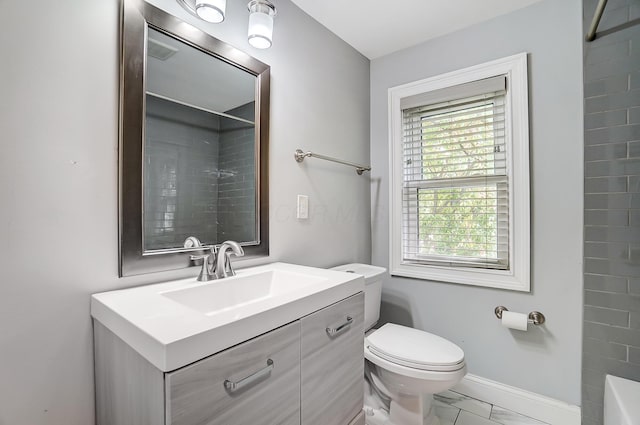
[389,54,530,291]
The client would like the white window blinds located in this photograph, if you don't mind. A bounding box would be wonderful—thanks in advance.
[401,75,509,270]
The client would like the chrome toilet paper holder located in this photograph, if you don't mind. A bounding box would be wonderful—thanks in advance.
[494,306,546,325]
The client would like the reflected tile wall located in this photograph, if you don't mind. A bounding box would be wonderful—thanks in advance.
[144,98,220,250]
[217,102,256,242]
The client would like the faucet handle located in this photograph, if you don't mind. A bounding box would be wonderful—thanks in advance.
[184,236,202,249]
[190,251,216,282]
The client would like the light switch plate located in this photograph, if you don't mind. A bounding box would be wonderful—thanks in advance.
[297,195,309,219]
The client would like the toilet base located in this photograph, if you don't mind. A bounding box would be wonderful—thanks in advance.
[364,395,440,425]
[391,394,437,425]
[364,404,441,425]
[365,364,443,425]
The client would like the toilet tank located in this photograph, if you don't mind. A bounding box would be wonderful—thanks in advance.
[331,263,386,331]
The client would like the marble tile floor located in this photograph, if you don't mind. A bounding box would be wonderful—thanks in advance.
[433,390,550,425]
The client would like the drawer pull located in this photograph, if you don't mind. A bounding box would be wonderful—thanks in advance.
[326,316,353,337]
[224,359,274,393]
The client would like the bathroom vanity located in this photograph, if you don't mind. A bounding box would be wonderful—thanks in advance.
[92,263,365,425]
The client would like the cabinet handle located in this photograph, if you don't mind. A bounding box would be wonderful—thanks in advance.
[224,359,274,393]
[326,316,353,337]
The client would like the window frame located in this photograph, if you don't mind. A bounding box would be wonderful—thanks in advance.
[388,53,530,292]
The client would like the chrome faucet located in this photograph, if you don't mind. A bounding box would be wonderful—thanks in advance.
[185,237,245,281]
[214,241,245,279]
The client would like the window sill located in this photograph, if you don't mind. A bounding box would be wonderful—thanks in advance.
[391,262,530,292]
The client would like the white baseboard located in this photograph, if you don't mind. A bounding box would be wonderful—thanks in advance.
[452,374,581,425]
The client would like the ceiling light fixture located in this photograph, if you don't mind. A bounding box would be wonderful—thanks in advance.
[247,0,276,49]
[196,0,226,23]
[177,0,226,23]
[176,0,277,49]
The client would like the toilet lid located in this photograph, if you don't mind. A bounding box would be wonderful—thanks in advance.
[366,324,465,372]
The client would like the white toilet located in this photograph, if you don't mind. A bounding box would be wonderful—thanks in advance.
[332,264,467,425]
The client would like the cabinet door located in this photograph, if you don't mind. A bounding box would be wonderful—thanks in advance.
[166,321,301,425]
[301,293,364,425]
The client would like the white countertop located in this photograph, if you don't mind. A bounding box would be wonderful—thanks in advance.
[91,262,363,371]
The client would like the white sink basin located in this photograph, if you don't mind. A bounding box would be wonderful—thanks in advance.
[160,270,326,316]
[91,262,363,371]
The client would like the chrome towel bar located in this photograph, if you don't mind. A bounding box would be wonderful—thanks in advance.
[294,149,371,175]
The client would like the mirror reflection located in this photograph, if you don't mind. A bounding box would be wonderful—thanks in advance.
[143,28,258,252]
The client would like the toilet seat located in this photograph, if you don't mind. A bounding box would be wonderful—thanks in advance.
[366,324,465,373]
[365,344,467,384]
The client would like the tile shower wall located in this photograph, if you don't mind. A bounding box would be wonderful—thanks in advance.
[582,0,640,424]
[217,102,256,242]
[144,96,221,249]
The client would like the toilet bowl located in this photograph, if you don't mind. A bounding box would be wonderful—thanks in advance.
[331,264,467,425]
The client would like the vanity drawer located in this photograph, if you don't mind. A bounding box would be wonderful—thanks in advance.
[165,321,301,425]
[300,292,364,425]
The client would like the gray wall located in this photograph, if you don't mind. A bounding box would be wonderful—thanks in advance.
[0,0,370,424]
[582,0,640,423]
[370,0,584,404]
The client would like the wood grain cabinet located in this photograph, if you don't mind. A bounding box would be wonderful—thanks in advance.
[94,292,364,425]
[166,321,301,425]
[301,294,364,425]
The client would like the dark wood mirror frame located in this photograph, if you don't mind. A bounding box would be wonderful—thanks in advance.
[119,0,269,276]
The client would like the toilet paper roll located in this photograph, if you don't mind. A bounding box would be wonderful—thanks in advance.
[501,311,529,331]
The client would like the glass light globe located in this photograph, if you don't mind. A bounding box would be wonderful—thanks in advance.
[247,0,276,49]
[195,0,226,23]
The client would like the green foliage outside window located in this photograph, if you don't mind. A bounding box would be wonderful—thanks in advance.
[416,103,500,260]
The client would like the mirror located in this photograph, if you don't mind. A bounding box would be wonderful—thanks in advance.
[120,0,270,276]
[144,28,258,251]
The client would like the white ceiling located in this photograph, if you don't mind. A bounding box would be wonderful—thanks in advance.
[289,0,544,59]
